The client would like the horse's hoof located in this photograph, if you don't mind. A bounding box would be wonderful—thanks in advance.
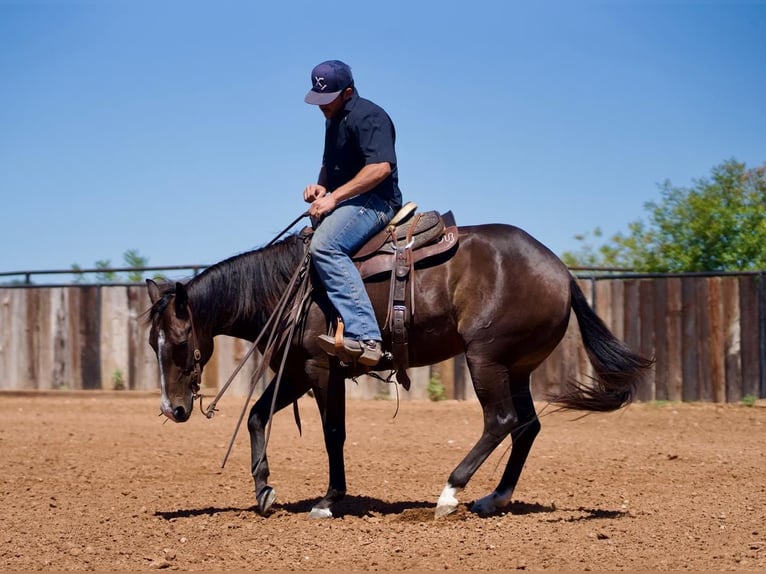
[256,486,277,516]
[435,484,460,518]
[470,498,495,516]
[434,503,458,519]
[471,491,510,516]
[309,507,333,519]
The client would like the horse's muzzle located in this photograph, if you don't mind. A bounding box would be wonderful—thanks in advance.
[172,405,191,422]
[160,401,192,423]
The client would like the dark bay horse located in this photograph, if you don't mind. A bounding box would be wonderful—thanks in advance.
[146,223,652,518]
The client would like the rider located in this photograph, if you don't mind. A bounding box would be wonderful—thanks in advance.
[303,60,403,367]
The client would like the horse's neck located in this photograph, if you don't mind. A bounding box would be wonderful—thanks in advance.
[187,258,289,343]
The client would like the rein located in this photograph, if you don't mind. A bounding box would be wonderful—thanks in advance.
[216,238,313,469]
[187,212,313,469]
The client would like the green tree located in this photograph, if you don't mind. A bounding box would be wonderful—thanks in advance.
[123,249,148,283]
[562,159,766,272]
[95,259,117,283]
[71,249,151,283]
[71,263,86,284]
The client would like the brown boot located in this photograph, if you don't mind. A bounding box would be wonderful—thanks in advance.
[358,340,382,367]
[317,335,382,367]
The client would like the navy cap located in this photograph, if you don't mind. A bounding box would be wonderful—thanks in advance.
[304,60,354,105]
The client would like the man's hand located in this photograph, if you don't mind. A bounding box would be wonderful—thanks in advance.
[308,192,338,219]
[304,184,327,203]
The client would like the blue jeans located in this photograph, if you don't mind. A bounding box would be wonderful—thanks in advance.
[310,193,395,341]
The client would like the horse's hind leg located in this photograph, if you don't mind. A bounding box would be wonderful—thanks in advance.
[471,378,540,516]
[435,359,517,517]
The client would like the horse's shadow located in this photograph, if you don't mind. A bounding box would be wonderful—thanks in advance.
[154,497,626,521]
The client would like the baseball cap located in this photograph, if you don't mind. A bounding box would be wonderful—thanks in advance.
[304,60,354,105]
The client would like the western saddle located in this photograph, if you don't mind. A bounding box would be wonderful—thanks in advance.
[323,201,459,389]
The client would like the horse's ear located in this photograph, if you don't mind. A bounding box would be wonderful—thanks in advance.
[174,282,189,314]
[146,279,162,304]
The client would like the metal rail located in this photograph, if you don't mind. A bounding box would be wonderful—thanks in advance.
[0,265,209,287]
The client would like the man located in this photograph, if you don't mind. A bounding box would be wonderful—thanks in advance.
[303,60,403,367]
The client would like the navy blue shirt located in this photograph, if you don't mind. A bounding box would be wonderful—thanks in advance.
[322,91,403,210]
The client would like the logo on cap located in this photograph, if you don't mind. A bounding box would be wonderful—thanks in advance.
[314,76,327,92]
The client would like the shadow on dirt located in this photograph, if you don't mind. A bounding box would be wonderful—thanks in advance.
[542,506,629,522]
[154,498,623,522]
[155,506,259,520]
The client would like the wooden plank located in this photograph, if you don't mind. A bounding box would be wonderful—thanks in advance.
[35,289,54,390]
[406,366,431,400]
[0,289,27,389]
[665,278,683,401]
[594,279,612,330]
[611,280,625,342]
[681,278,699,401]
[79,286,102,390]
[652,279,669,401]
[23,289,39,387]
[707,277,726,403]
[0,289,10,388]
[50,288,72,390]
[226,336,248,397]
[623,280,640,361]
[100,287,130,390]
[722,277,742,403]
[127,285,158,391]
[739,275,760,399]
[638,279,655,401]
[695,279,713,402]
[211,335,259,397]
[66,287,82,389]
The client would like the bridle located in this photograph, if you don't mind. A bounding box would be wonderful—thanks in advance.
[179,300,203,399]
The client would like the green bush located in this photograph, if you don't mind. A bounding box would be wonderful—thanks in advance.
[427,374,446,402]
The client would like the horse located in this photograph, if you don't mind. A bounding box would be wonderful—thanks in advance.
[146,222,653,518]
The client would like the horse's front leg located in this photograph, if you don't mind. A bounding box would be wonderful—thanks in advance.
[308,365,346,519]
[247,374,307,516]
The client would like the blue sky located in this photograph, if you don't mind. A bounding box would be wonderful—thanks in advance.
[1,0,764,278]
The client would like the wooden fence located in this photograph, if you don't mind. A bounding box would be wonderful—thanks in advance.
[535,275,765,404]
[1,274,764,402]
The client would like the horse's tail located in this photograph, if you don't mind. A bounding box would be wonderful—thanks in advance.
[550,277,654,412]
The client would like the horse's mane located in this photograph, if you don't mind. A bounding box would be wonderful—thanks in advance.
[150,233,307,330]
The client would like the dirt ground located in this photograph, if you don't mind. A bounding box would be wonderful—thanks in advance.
[1,391,765,571]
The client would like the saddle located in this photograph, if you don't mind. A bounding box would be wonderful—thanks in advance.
[349,202,459,389]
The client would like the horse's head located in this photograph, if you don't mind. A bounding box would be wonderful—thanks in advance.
[146,279,214,423]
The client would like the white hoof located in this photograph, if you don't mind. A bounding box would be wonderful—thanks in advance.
[435,484,462,518]
[435,503,458,518]
[309,507,333,519]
